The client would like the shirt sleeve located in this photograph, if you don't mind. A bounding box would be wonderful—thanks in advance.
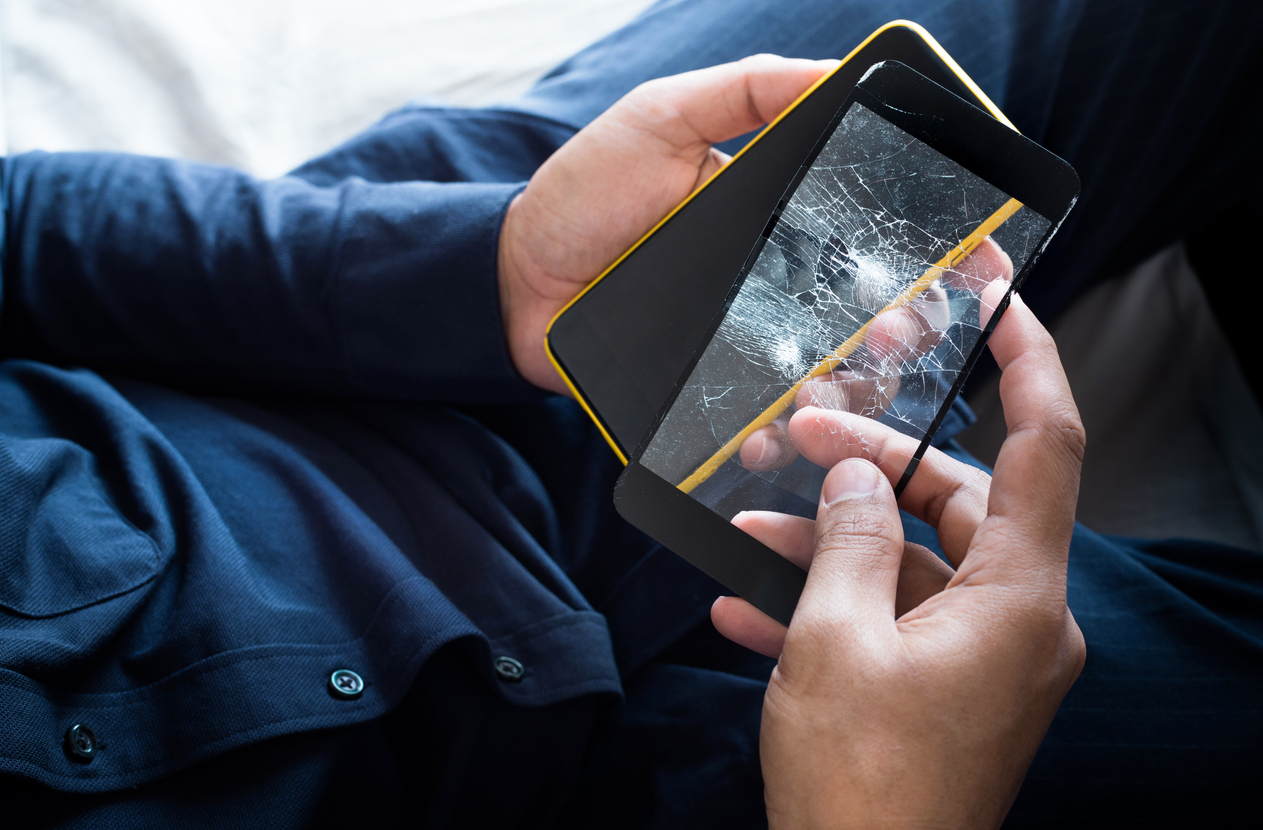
[0,150,542,403]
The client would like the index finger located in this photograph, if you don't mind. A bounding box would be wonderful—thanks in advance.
[973,293,1085,576]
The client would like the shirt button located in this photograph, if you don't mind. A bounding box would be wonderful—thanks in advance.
[493,655,525,682]
[328,669,365,699]
[64,724,97,763]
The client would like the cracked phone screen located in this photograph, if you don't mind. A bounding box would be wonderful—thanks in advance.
[638,103,1053,521]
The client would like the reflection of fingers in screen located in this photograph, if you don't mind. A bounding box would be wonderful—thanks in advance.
[796,368,901,418]
[740,416,798,472]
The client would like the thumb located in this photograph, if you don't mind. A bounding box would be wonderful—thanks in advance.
[799,458,905,629]
[626,55,838,152]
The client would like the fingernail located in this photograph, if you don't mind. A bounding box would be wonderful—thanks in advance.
[752,436,773,467]
[823,460,879,505]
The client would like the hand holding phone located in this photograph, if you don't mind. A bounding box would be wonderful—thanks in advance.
[546,22,1017,462]
[498,55,836,394]
[726,295,1085,830]
[616,61,1080,625]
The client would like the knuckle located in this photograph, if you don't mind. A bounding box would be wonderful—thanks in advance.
[1024,607,1088,693]
[1062,611,1088,677]
[786,611,846,649]
[1034,606,1087,690]
[921,473,972,529]
[1027,318,1059,352]
[974,587,1083,677]
[624,79,674,116]
[816,508,899,559]
[870,428,897,465]
[1049,405,1088,461]
[739,53,781,68]
[1010,401,1087,464]
[624,78,657,103]
[821,506,889,540]
[915,457,990,531]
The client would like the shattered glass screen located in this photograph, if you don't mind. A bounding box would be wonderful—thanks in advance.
[639,103,1052,520]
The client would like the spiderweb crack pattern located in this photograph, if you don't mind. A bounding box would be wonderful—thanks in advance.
[641,104,1052,520]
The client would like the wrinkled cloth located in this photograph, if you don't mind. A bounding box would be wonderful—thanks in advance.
[2,1,1262,827]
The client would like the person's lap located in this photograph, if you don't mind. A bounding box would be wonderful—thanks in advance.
[447,390,1263,825]
[937,445,1263,824]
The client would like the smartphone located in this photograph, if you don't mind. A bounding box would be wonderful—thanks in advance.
[545,21,1018,463]
[613,60,1080,626]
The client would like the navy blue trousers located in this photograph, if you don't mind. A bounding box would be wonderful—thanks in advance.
[12,1,1263,827]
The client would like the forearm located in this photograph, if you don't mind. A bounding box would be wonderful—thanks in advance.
[287,105,575,187]
[0,151,539,402]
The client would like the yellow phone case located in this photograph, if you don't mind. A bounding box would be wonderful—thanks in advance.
[544,20,1016,465]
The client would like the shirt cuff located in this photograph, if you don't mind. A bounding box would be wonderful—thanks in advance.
[336,180,544,403]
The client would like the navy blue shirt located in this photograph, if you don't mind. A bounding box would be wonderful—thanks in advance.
[0,107,642,793]
[6,13,1262,819]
